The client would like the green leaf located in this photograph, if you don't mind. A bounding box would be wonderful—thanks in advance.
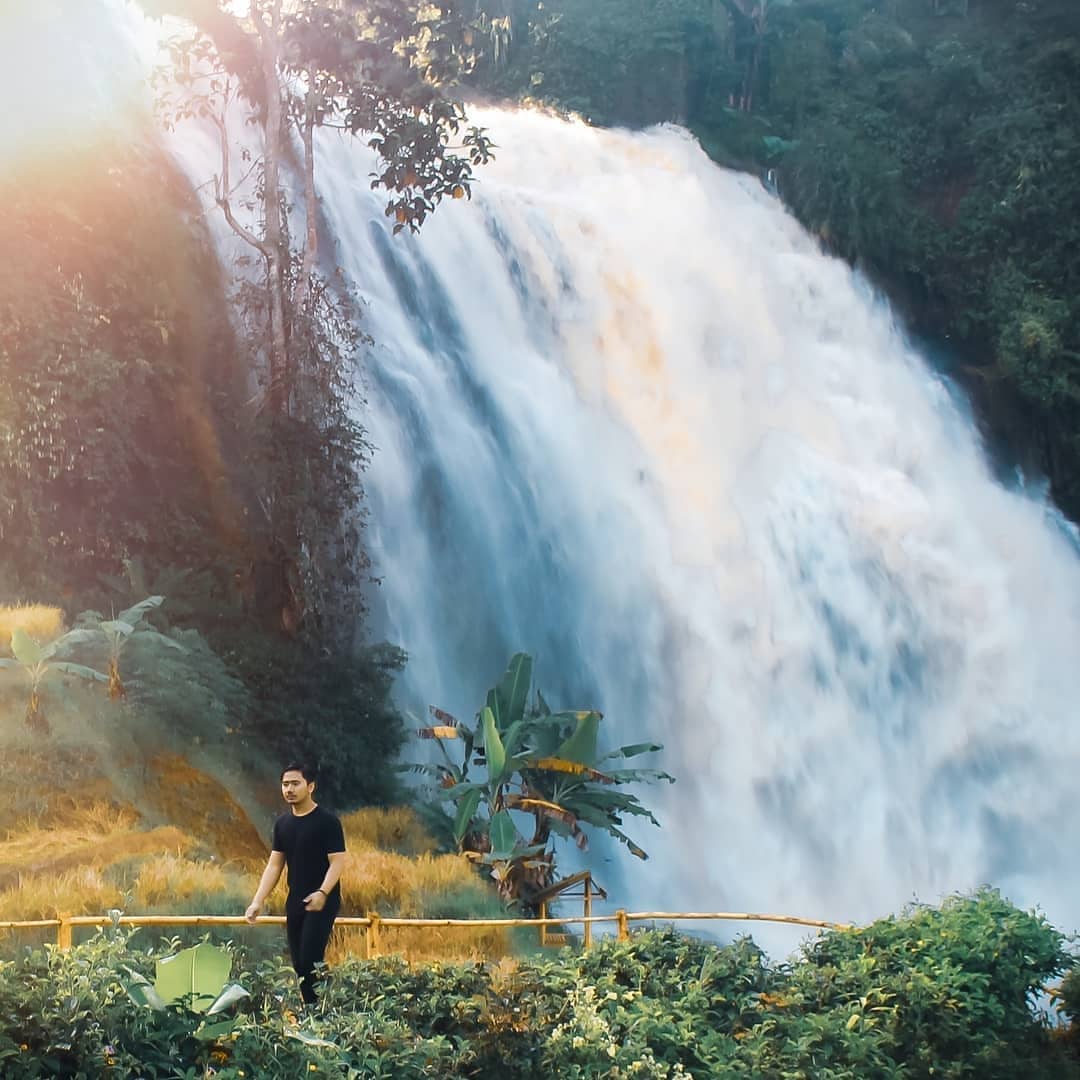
[607,824,650,860]
[41,628,101,659]
[492,652,532,730]
[599,742,663,761]
[206,983,250,1015]
[99,620,135,638]
[154,941,232,1012]
[116,595,165,628]
[481,706,506,782]
[453,787,483,844]
[135,629,186,652]
[10,628,43,667]
[284,1027,338,1048]
[123,969,166,1011]
[488,810,517,859]
[49,662,108,684]
[195,1018,238,1041]
[554,711,601,765]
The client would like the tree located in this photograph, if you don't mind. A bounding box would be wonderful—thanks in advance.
[0,627,108,735]
[61,595,185,701]
[410,653,674,907]
[145,0,494,640]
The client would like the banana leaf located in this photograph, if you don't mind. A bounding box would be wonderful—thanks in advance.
[452,787,483,843]
[116,595,165,627]
[598,742,663,761]
[154,941,231,1012]
[206,983,250,1015]
[416,725,461,739]
[41,628,101,658]
[488,809,518,860]
[50,662,109,684]
[487,652,532,731]
[10,629,43,667]
[481,705,506,782]
[526,756,613,783]
[122,968,165,1011]
[553,711,601,764]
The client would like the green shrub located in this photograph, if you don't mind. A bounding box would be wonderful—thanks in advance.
[1,892,1076,1078]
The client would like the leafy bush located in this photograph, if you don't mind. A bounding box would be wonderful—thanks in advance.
[1,891,1075,1078]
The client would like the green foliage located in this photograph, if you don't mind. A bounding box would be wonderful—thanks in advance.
[229,636,408,810]
[411,652,673,906]
[472,0,723,127]
[1,892,1076,1078]
[0,625,108,734]
[0,137,236,602]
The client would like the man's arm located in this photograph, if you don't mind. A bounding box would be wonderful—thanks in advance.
[303,851,346,911]
[245,850,285,922]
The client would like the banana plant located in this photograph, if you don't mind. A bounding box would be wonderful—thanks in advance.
[64,595,185,700]
[411,653,674,906]
[0,626,109,734]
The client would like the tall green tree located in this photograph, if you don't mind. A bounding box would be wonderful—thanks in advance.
[145,0,494,641]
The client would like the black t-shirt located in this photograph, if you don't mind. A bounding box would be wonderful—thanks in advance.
[271,805,346,908]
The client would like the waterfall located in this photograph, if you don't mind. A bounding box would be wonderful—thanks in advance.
[313,111,1080,935]
[26,3,1080,939]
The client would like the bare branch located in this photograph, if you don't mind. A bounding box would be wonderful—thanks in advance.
[209,110,269,254]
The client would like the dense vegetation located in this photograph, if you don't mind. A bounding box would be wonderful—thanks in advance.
[0,134,404,808]
[472,0,1080,518]
[1,0,497,810]
[1,891,1077,1077]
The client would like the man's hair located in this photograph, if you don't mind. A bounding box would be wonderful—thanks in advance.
[281,762,316,783]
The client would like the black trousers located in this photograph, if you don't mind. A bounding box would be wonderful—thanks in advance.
[285,899,339,1004]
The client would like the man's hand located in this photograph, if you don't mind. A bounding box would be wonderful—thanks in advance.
[303,890,326,912]
[244,901,262,924]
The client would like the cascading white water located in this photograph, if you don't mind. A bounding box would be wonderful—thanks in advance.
[312,111,1080,937]
[26,3,1080,941]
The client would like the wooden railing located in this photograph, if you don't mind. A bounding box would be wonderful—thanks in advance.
[0,909,851,954]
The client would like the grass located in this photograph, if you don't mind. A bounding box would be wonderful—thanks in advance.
[327,809,518,962]
[0,604,64,650]
[0,770,518,962]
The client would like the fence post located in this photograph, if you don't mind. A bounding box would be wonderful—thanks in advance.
[57,915,72,951]
[366,913,381,958]
[538,901,547,948]
[616,909,629,942]
[583,878,593,951]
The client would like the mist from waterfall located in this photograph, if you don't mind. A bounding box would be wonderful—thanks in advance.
[63,3,1080,941]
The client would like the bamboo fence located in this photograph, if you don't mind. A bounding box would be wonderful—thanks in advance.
[0,909,852,954]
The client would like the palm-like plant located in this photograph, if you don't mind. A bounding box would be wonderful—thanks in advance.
[66,595,185,700]
[0,627,108,734]
[412,654,674,906]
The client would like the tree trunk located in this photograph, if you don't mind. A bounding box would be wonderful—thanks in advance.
[253,0,291,418]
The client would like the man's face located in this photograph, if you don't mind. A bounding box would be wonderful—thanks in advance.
[281,770,314,805]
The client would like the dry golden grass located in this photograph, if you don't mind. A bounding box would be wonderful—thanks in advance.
[132,853,252,909]
[0,803,138,867]
[141,753,267,862]
[0,798,518,963]
[328,921,515,964]
[341,806,438,856]
[0,604,65,650]
[327,813,515,962]
[0,866,123,920]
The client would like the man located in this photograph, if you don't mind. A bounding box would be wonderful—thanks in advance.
[245,763,346,1004]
